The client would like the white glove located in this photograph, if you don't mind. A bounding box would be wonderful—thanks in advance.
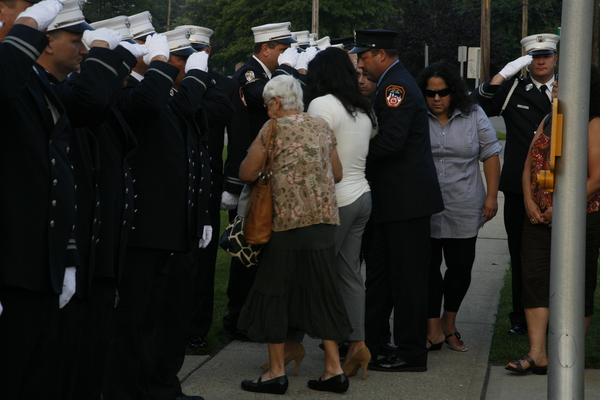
[119,41,149,58]
[220,191,239,210]
[82,28,122,50]
[142,33,170,65]
[185,51,209,73]
[59,266,76,309]
[17,0,64,32]
[499,55,533,80]
[198,225,213,248]
[296,47,318,71]
[278,47,298,68]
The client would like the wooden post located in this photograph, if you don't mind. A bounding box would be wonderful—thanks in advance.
[167,0,172,31]
[480,0,491,82]
[312,0,319,35]
[521,1,528,77]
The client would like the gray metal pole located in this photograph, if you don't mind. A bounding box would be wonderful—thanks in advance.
[548,1,594,398]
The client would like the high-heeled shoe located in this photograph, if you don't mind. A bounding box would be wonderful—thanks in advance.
[444,332,468,352]
[260,342,306,376]
[241,375,288,394]
[308,373,349,393]
[427,339,443,351]
[342,347,371,380]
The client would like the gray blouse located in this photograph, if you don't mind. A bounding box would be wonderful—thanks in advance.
[429,104,502,238]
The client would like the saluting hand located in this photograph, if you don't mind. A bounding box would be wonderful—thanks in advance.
[15,0,64,32]
[499,55,533,80]
[142,33,170,65]
[185,51,209,73]
[119,41,149,59]
[83,28,122,50]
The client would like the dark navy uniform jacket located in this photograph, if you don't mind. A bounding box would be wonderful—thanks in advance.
[367,60,444,223]
[470,76,552,194]
[0,25,78,294]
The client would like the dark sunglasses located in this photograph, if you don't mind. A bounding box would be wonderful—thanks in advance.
[423,88,451,98]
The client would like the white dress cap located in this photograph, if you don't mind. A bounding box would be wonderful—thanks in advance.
[251,22,296,44]
[520,33,560,56]
[175,25,213,48]
[162,28,196,56]
[47,0,92,33]
[316,36,331,49]
[91,16,134,42]
[292,31,310,47]
[129,11,155,40]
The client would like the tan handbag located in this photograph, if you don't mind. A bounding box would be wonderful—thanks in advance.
[243,118,277,244]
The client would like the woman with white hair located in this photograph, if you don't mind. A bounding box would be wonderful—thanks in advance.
[238,75,352,394]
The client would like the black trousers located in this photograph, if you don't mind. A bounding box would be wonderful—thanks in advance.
[223,210,257,332]
[188,200,220,338]
[365,216,430,366]
[503,191,527,326]
[149,251,198,400]
[427,237,477,317]
[0,285,61,400]
[102,248,171,400]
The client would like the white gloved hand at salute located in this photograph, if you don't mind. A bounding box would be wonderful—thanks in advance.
[83,28,122,50]
[278,47,298,68]
[499,55,533,80]
[185,51,209,73]
[16,0,64,32]
[119,41,149,58]
[142,34,170,65]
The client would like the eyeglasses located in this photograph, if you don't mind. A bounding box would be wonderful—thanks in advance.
[263,97,282,108]
[423,88,451,98]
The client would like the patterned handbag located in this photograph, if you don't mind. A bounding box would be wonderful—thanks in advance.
[218,215,261,268]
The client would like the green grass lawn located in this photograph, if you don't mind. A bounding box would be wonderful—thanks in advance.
[496,131,506,140]
[489,267,600,368]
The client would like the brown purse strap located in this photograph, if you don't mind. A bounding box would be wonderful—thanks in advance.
[260,118,277,178]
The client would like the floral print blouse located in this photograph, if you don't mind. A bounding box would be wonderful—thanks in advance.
[257,113,340,231]
[529,114,600,213]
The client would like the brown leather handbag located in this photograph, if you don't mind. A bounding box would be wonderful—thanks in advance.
[243,118,277,244]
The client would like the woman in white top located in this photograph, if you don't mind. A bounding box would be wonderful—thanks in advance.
[306,47,377,380]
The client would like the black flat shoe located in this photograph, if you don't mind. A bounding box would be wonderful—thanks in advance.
[307,373,349,393]
[508,323,527,335]
[241,375,288,394]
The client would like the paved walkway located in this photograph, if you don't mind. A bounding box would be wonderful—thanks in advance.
[176,150,600,399]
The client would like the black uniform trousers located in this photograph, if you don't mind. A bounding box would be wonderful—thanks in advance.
[0,285,61,399]
[365,216,430,367]
[503,191,528,327]
[102,248,171,400]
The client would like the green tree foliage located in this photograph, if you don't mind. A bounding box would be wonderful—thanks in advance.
[184,0,394,75]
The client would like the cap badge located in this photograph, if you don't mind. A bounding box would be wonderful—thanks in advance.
[536,36,545,42]
[385,85,405,108]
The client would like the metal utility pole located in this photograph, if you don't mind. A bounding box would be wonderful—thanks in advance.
[593,0,599,65]
[312,0,319,35]
[480,0,490,82]
[167,0,172,31]
[548,0,594,398]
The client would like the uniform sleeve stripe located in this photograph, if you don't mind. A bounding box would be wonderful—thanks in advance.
[85,57,118,76]
[3,36,40,62]
[149,68,174,84]
[183,75,207,90]
[274,68,292,76]
[478,85,493,99]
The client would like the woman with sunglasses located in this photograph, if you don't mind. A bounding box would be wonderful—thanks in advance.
[417,62,502,352]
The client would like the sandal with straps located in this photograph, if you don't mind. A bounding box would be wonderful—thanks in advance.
[505,354,548,375]
[444,332,468,352]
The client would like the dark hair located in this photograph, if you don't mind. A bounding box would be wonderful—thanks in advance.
[306,47,376,127]
[417,61,473,116]
[590,64,600,119]
[253,41,278,54]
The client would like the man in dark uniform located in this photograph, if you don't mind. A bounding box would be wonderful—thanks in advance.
[470,33,559,335]
[351,29,444,372]
[224,21,301,340]
[103,27,213,400]
[0,1,78,398]
[175,24,250,349]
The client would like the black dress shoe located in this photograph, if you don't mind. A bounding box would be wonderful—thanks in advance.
[379,342,398,357]
[508,324,527,335]
[318,341,349,358]
[241,375,288,394]
[188,335,207,348]
[307,373,349,393]
[368,354,427,372]
[175,394,204,400]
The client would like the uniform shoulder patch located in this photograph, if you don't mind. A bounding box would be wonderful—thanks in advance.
[385,85,405,107]
[244,70,256,83]
[239,87,247,107]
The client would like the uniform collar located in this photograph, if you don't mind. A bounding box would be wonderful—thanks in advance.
[252,55,272,79]
[377,60,399,87]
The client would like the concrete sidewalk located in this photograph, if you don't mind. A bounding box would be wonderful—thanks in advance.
[176,166,600,399]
